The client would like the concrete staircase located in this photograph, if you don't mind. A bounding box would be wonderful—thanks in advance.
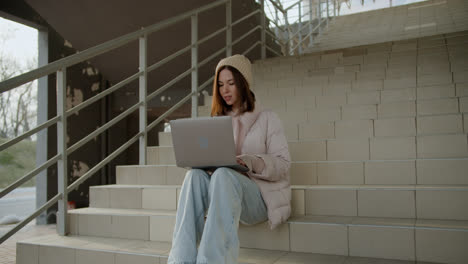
[306,0,468,53]
[17,32,468,263]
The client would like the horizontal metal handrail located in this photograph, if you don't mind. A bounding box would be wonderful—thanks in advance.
[0,154,61,199]
[265,29,284,46]
[0,0,228,94]
[147,76,214,132]
[67,102,142,155]
[147,67,194,102]
[147,45,191,73]
[289,21,314,40]
[266,45,282,57]
[198,26,228,46]
[232,26,261,46]
[0,116,60,152]
[285,0,302,11]
[267,0,286,14]
[268,17,287,33]
[232,9,261,27]
[66,72,141,117]
[198,47,227,68]
[68,132,142,191]
[243,41,261,55]
[0,192,62,244]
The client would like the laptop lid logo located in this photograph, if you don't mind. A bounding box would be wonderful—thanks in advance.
[198,137,209,149]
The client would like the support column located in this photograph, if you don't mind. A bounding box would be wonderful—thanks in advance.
[56,68,67,236]
[191,14,199,118]
[226,0,232,57]
[261,0,266,59]
[36,29,48,225]
[309,0,314,47]
[298,2,303,54]
[138,34,147,165]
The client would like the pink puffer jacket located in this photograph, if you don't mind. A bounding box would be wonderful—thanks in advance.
[229,106,291,230]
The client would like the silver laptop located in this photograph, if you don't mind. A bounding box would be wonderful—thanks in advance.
[170,116,249,172]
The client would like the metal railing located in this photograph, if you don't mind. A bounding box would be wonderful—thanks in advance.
[261,0,343,55]
[0,0,281,244]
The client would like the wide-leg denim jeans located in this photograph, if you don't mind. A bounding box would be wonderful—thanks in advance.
[167,167,268,264]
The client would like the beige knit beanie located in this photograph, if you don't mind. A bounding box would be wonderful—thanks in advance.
[215,54,253,88]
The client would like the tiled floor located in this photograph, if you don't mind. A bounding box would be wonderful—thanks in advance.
[0,221,56,264]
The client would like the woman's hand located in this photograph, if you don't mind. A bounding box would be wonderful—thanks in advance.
[236,158,248,168]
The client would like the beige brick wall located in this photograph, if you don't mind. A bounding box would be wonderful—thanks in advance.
[384,77,416,89]
[305,189,357,216]
[358,190,416,218]
[374,117,416,137]
[335,119,374,138]
[417,98,459,115]
[456,83,468,97]
[370,137,416,160]
[349,225,415,260]
[316,95,347,108]
[417,114,463,135]
[286,96,316,111]
[416,190,468,220]
[417,159,468,184]
[378,101,416,118]
[347,91,380,105]
[308,108,341,122]
[290,222,349,255]
[417,84,455,100]
[417,134,468,158]
[342,105,377,120]
[465,114,468,133]
[418,72,453,86]
[416,228,468,263]
[328,139,370,161]
[291,163,317,185]
[296,86,323,97]
[365,161,416,184]
[291,190,305,215]
[289,141,327,161]
[460,97,468,113]
[381,88,416,103]
[352,80,384,91]
[299,122,335,140]
[317,162,364,184]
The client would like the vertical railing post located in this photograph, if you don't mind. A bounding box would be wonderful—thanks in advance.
[139,34,147,165]
[226,0,232,57]
[334,0,337,17]
[285,11,291,55]
[191,14,199,118]
[309,0,313,47]
[326,0,330,27]
[56,67,68,236]
[261,0,266,59]
[298,2,303,54]
[275,8,279,39]
[318,0,322,34]
[36,29,49,225]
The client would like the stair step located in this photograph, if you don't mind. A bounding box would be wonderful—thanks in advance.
[146,134,468,165]
[66,207,468,262]
[116,165,186,185]
[117,158,468,186]
[89,184,468,220]
[163,112,468,141]
[17,233,432,264]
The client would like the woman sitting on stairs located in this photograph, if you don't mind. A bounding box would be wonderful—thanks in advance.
[168,54,291,264]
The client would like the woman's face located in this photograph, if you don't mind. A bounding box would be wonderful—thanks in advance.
[218,68,240,109]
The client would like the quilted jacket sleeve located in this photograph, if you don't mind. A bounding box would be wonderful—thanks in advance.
[246,111,291,182]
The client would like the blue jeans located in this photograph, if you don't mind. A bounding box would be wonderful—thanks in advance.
[167,167,268,264]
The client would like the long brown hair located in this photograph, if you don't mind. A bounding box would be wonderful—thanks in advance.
[211,66,255,116]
